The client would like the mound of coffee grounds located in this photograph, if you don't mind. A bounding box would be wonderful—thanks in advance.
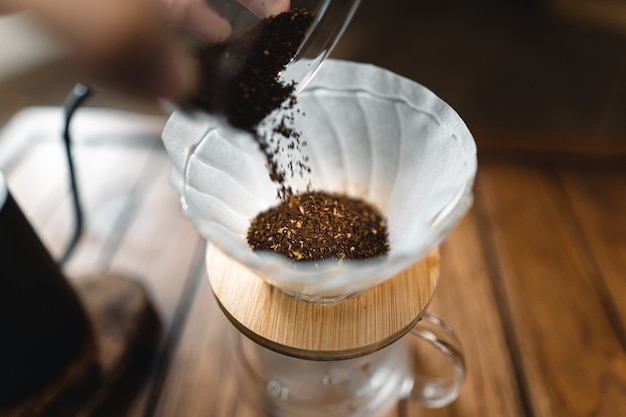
[191,8,313,200]
[192,8,312,131]
[247,191,390,262]
[215,12,390,264]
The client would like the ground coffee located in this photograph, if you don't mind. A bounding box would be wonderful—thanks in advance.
[192,8,313,200]
[191,9,390,263]
[191,8,313,131]
[247,191,390,262]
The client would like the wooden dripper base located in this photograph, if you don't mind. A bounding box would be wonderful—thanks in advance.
[207,245,440,360]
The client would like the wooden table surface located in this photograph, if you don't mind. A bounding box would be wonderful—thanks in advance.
[1,104,625,417]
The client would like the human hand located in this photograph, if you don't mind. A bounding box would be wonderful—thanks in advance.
[3,0,290,103]
[167,0,291,42]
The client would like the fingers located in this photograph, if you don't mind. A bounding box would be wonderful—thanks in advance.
[9,0,293,104]
[236,0,291,18]
[164,0,232,42]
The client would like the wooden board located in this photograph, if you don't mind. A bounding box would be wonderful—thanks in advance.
[410,212,525,417]
[560,169,626,332]
[475,163,626,417]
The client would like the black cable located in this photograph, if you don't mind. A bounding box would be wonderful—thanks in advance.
[59,83,92,265]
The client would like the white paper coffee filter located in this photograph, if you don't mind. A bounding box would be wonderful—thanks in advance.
[162,59,477,301]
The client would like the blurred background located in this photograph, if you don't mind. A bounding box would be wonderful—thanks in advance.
[334,0,626,144]
[1,0,626,149]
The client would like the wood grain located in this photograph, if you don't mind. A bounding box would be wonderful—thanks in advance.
[103,154,205,417]
[152,275,239,417]
[406,212,525,417]
[475,163,626,417]
[559,169,626,341]
[207,245,439,360]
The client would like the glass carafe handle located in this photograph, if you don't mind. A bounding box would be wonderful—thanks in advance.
[406,312,465,408]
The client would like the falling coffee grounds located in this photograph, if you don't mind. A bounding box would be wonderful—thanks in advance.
[191,9,313,199]
[248,191,390,262]
[191,8,313,130]
[190,9,389,262]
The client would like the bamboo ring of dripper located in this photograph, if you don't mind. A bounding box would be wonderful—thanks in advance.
[207,245,439,360]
